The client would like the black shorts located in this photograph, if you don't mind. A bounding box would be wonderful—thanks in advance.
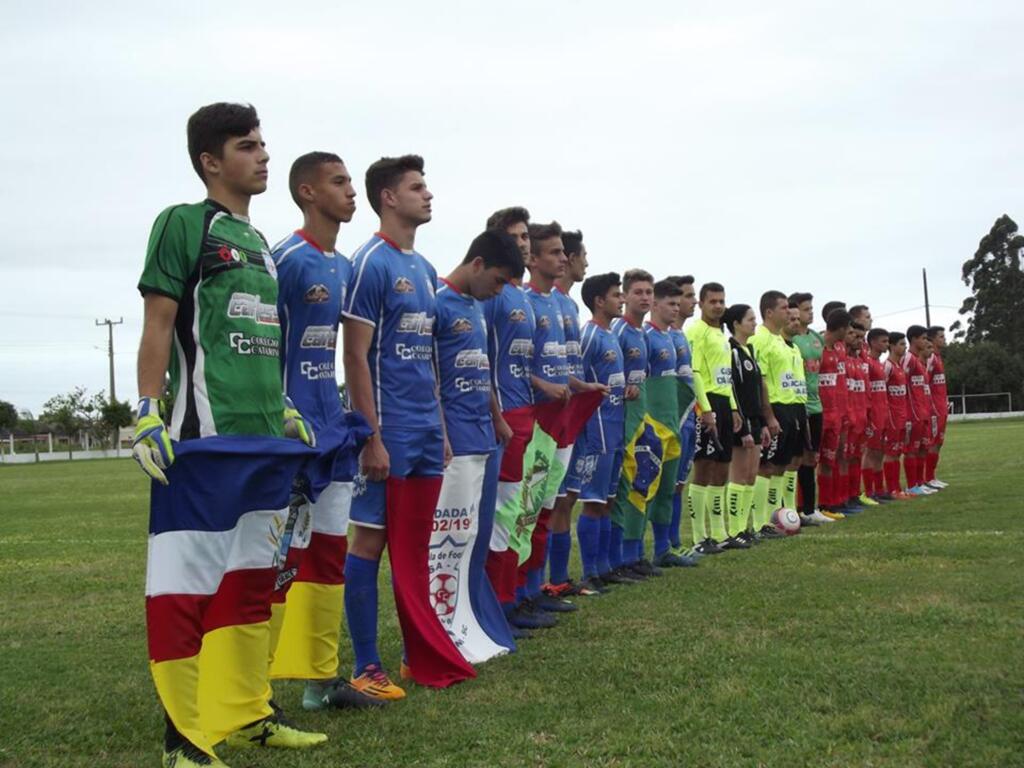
[734,415,766,447]
[806,412,823,453]
[763,403,805,467]
[695,393,734,464]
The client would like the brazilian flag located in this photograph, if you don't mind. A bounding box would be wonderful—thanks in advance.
[612,377,695,537]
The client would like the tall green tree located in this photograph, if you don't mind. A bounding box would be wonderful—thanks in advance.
[950,214,1024,346]
[0,400,17,432]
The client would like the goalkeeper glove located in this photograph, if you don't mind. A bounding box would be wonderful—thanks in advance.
[132,397,174,485]
[283,396,316,447]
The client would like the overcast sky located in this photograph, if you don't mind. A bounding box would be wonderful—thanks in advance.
[2,1,1020,416]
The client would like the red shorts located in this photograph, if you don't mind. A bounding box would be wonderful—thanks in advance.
[865,423,885,452]
[934,411,947,446]
[883,422,908,456]
[908,419,930,452]
[845,420,866,458]
[820,417,847,465]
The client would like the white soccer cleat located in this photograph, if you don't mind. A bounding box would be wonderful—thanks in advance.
[927,479,948,489]
[809,510,836,524]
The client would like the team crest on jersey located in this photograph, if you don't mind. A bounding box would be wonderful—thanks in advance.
[450,318,474,334]
[394,276,415,294]
[304,284,330,303]
[603,349,618,362]
[657,349,670,361]
[627,346,642,359]
[508,309,527,322]
[743,359,754,371]
[537,315,551,330]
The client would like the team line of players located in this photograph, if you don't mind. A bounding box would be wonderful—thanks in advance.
[132,103,950,767]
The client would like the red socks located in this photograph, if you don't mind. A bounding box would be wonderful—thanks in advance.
[849,465,862,499]
[884,459,901,492]
[925,452,939,482]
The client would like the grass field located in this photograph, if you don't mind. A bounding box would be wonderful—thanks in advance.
[1,420,1022,768]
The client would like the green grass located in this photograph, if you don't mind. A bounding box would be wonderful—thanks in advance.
[1,421,1023,767]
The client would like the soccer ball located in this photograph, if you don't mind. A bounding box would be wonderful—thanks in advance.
[771,507,801,536]
[429,573,458,617]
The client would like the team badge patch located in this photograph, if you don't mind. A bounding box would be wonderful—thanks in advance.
[508,309,527,322]
[627,347,642,359]
[603,349,618,362]
[304,283,330,303]
[450,318,474,334]
[394,276,415,294]
[537,315,551,329]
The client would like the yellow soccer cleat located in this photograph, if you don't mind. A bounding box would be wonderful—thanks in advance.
[858,494,879,507]
[224,711,327,751]
[350,663,407,701]
[162,744,230,767]
[820,510,846,521]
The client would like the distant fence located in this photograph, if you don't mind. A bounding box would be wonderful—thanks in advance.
[0,431,133,465]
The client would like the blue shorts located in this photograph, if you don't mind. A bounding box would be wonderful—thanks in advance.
[580,448,624,504]
[677,413,697,484]
[563,443,597,496]
[350,425,445,529]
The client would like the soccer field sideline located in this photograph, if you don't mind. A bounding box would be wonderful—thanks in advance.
[1,419,1022,767]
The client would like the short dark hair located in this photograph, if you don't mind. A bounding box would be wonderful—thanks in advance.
[654,279,684,299]
[288,151,343,209]
[462,230,525,279]
[723,303,752,335]
[759,290,787,318]
[562,229,584,257]
[788,291,813,308]
[826,309,852,332]
[849,305,870,320]
[821,301,846,324]
[907,324,928,341]
[926,325,946,339]
[528,221,563,256]
[851,321,867,332]
[699,282,725,300]
[888,331,906,345]
[365,154,424,216]
[486,206,530,231]
[623,268,654,291]
[867,328,889,344]
[665,274,695,287]
[581,272,621,312]
[187,102,261,182]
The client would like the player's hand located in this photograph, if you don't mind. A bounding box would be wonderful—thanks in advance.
[283,396,316,447]
[582,381,610,395]
[537,379,571,403]
[494,415,514,446]
[700,410,717,435]
[443,436,453,468]
[767,416,781,438]
[732,410,743,434]
[625,384,640,401]
[132,397,174,485]
[360,433,390,482]
[741,433,754,448]
[760,426,772,449]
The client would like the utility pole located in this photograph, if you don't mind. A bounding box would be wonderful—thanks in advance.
[922,268,932,328]
[96,318,123,403]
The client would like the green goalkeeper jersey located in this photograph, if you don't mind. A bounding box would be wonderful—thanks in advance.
[684,318,736,408]
[750,325,801,405]
[792,329,824,415]
[138,199,284,441]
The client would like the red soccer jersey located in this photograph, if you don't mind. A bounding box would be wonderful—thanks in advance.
[819,340,848,421]
[902,353,934,423]
[866,354,888,430]
[884,357,909,428]
[845,349,869,424]
[927,352,948,413]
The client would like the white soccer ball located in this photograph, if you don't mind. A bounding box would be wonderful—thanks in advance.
[771,507,802,536]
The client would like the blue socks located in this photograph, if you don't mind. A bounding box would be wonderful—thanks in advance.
[623,538,641,564]
[576,516,600,578]
[597,516,612,575]
[548,531,572,585]
[515,584,527,604]
[652,522,671,558]
[670,491,683,548]
[609,524,624,568]
[343,553,381,674]
[526,567,544,598]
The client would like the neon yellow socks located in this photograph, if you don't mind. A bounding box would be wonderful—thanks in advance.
[688,484,707,546]
[753,475,770,530]
[726,482,753,537]
[782,470,798,510]
[708,485,727,541]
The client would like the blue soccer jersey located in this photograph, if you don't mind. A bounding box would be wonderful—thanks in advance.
[483,283,535,412]
[579,320,626,453]
[343,233,440,430]
[611,317,648,387]
[554,286,583,379]
[435,278,495,455]
[670,326,694,385]
[525,283,569,397]
[272,230,350,433]
[645,322,678,378]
